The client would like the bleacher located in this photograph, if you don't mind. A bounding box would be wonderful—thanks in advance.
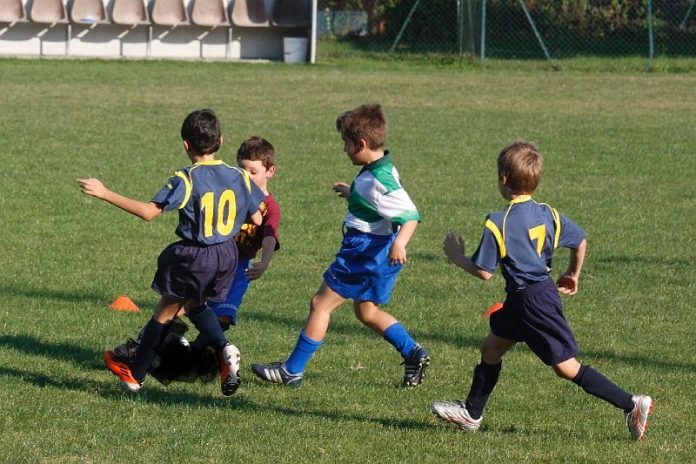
[0,0,314,61]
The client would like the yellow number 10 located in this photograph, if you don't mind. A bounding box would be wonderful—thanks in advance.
[528,224,546,256]
[200,190,237,238]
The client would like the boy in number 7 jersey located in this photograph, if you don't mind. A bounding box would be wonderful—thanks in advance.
[78,109,263,396]
[431,141,653,440]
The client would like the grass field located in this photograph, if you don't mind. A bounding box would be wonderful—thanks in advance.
[0,57,694,463]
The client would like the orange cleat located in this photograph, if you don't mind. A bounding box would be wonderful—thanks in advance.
[103,350,142,392]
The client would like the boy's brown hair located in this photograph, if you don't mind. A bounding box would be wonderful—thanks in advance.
[335,103,387,149]
[237,136,275,169]
[497,141,543,194]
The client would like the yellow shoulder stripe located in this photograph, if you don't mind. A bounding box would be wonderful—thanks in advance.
[175,171,192,210]
[485,219,506,259]
[232,166,252,191]
[551,207,561,248]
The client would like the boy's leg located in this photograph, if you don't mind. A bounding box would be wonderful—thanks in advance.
[560,357,652,440]
[186,301,240,396]
[431,333,514,430]
[104,297,182,390]
[131,297,182,380]
[558,358,633,412]
[251,281,344,385]
[354,300,429,386]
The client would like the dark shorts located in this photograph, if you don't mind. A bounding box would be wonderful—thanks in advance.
[151,239,238,304]
[490,277,579,366]
[323,229,402,305]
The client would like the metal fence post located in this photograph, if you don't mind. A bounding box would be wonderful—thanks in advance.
[480,0,487,61]
[389,0,423,52]
[647,0,654,69]
[457,0,463,55]
[517,0,551,60]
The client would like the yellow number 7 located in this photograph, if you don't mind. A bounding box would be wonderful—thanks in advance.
[528,224,546,256]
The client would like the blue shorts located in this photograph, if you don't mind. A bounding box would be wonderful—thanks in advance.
[490,277,579,366]
[323,229,402,305]
[208,258,251,325]
[151,240,238,305]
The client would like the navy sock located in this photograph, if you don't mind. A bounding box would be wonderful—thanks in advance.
[191,320,230,350]
[465,360,502,420]
[383,322,417,358]
[131,318,168,382]
[284,330,322,375]
[572,364,634,412]
[188,306,227,351]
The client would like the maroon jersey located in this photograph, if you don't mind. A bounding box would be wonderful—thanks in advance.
[235,193,281,260]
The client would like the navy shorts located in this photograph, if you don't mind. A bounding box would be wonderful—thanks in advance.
[323,229,402,305]
[490,277,579,366]
[151,239,238,304]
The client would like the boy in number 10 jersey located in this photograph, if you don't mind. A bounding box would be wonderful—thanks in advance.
[78,109,263,396]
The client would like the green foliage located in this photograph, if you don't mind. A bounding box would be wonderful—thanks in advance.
[0,57,694,463]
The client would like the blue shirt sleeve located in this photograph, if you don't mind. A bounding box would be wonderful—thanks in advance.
[470,226,500,273]
[558,214,586,249]
[151,173,187,212]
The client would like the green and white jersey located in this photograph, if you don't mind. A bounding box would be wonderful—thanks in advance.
[345,152,421,235]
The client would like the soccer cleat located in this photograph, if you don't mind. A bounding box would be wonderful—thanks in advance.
[218,344,241,396]
[251,361,303,387]
[430,401,483,431]
[625,394,653,441]
[103,350,142,392]
[402,344,430,387]
[113,338,139,360]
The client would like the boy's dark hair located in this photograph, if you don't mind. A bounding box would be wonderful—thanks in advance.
[336,103,387,149]
[180,109,221,155]
[497,141,543,194]
[237,136,275,169]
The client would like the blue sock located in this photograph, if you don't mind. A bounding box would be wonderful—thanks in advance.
[284,330,322,375]
[188,306,227,351]
[383,322,417,358]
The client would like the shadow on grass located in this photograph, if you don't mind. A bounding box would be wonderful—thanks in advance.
[0,365,434,431]
[0,334,104,370]
[0,283,154,311]
[241,310,483,350]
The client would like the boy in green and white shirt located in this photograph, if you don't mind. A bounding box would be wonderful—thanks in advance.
[252,103,430,387]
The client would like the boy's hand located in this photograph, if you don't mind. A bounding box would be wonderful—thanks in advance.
[388,240,408,265]
[333,182,350,198]
[245,262,268,280]
[443,231,466,261]
[77,178,108,199]
[557,273,579,295]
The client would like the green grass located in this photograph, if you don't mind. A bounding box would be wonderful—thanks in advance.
[0,57,694,463]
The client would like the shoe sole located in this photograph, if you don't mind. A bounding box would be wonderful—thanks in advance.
[404,355,431,387]
[220,345,241,396]
[634,398,654,441]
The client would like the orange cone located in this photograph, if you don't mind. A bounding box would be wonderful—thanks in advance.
[109,295,140,312]
[483,302,503,318]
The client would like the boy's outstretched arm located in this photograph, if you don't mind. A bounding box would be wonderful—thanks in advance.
[245,236,277,280]
[557,238,586,295]
[389,220,417,265]
[443,231,494,280]
[77,178,162,221]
